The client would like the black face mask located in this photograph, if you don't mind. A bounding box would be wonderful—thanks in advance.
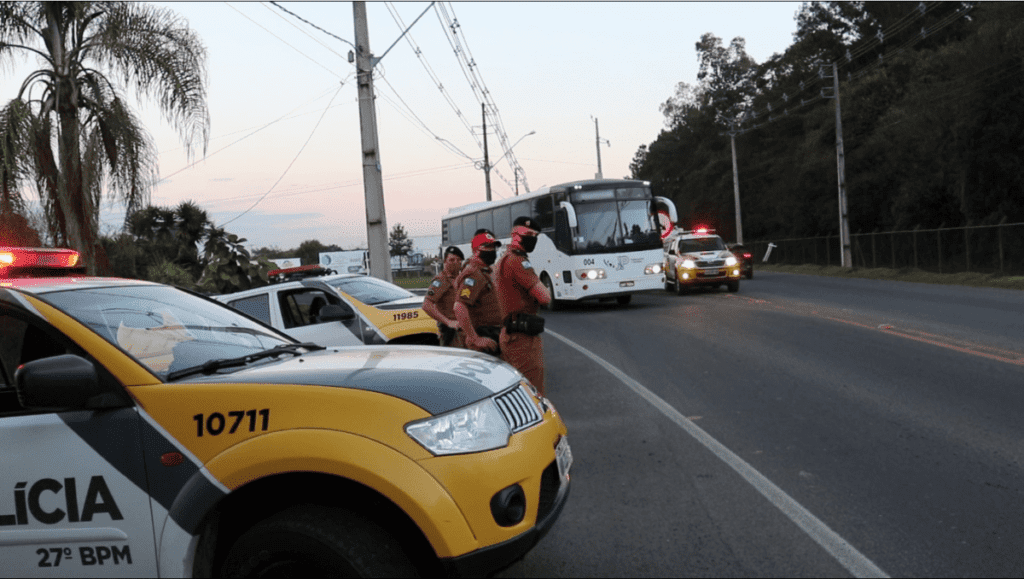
[479,250,497,266]
[520,235,538,253]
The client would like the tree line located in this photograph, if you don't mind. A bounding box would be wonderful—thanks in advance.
[630,2,1024,244]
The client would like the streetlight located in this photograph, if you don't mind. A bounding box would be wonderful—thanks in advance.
[478,130,535,199]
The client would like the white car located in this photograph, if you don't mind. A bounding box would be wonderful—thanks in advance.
[214,265,439,347]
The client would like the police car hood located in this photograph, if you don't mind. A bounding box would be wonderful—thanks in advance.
[195,346,522,415]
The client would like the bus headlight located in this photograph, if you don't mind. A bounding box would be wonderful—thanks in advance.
[681,259,696,269]
[576,268,606,280]
[725,256,738,266]
[645,263,663,275]
[406,399,510,455]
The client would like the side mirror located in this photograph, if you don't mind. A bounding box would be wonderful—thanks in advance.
[15,354,103,411]
[558,201,578,229]
[317,304,355,322]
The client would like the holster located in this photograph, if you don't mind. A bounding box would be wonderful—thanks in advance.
[438,324,457,347]
[504,313,545,336]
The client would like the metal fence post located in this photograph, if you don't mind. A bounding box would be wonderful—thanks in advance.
[913,225,919,269]
[965,220,970,272]
[891,230,896,269]
[999,217,1006,273]
[872,228,878,268]
[937,224,944,274]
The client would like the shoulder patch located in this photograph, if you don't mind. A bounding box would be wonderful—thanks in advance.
[431,280,442,287]
[464,277,476,287]
[427,290,436,296]
[521,260,533,270]
[460,288,472,298]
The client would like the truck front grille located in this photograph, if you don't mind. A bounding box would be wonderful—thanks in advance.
[494,385,542,432]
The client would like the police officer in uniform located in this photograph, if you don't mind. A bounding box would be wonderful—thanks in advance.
[454,230,503,354]
[495,216,551,394]
[423,246,465,347]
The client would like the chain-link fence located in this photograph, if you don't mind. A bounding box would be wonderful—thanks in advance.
[749,222,1024,275]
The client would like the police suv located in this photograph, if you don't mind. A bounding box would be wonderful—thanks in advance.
[0,247,572,577]
[664,228,742,294]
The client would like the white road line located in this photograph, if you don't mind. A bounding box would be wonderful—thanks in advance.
[547,329,890,579]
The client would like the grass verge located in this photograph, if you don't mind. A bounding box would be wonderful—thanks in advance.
[757,263,1024,291]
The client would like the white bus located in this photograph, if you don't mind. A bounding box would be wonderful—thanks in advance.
[441,179,677,308]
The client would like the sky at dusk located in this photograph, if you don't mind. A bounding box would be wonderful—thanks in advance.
[3,2,803,255]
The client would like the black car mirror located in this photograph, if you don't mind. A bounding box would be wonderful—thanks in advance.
[15,354,104,411]
[317,304,355,322]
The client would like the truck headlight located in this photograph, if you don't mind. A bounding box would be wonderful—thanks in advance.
[725,256,738,266]
[645,263,663,274]
[406,399,511,455]
[681,259,696,269]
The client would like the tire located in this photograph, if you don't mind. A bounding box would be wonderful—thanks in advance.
[616,295,632,306]
[746,268,753,280]
[675,275,686,296]
[727,280,740,292]
[542,275,561,311]
[220,505,419,578]
[665,279,673,291]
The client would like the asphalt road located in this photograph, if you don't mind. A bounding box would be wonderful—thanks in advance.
[500,271,1024,578]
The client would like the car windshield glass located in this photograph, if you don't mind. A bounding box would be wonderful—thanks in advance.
[679,237,727,253]
[325,276,414,305]
[44,285,293,380]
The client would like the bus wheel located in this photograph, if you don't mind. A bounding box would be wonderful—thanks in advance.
[542,275,561,311]
[616,295,632,306]
[220,505,419,578]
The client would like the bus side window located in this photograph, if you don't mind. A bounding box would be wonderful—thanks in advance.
[510,201,530,224]
[449,216,463,245]
[493,205,511,238]
[554,209,573,253]
[533,194,554,231]
[476,210,493,235]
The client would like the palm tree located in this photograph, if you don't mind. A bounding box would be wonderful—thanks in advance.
[0,2,209,273]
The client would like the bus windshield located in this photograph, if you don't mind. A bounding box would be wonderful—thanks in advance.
[570,187,661,253]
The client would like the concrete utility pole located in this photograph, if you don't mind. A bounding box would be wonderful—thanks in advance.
[592,117,610,179]
[729,122,743,245]
[353,2,391,282]
[482,103,492,202]
[832,61,852,268]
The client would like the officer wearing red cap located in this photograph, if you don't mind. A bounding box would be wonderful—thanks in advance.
[423,245,465,347]
[495,216,551,394]
[453,230,503,354]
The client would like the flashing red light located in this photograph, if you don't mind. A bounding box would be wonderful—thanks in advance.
[694,227,708,235]
[268,263,324,278]
[0,247,81,271]
[743,253,752,258]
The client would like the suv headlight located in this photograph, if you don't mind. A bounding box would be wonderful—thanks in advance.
[406,399,510,455]
[645,263,663,275]
[725,256,738,266]
[681,259,696,269]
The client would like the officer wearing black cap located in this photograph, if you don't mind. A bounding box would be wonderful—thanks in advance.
[495,216,551,394]
[423,245,465,347]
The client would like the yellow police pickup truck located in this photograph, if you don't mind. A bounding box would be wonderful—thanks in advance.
[0,247,571,577]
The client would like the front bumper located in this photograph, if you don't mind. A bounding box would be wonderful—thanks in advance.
[676,266,741,286]
[441,459,571,577]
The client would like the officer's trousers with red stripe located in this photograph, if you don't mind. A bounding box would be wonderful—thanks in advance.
[500,328,545,395]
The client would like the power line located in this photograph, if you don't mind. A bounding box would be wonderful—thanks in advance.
[267,1,356,50]
[219,84,344,227]
[223,2,344,80]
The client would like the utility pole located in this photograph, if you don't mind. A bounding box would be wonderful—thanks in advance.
[482,103,492,202]
[729,122,743,245]
[822,62,852,268]
[353,2,391,282]
[592,117,609,179]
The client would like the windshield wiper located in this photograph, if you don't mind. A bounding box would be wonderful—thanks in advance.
[166,342,326,381]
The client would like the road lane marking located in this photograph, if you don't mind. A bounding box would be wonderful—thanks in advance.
[548,328,890,579]
[729,294,1024,367]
